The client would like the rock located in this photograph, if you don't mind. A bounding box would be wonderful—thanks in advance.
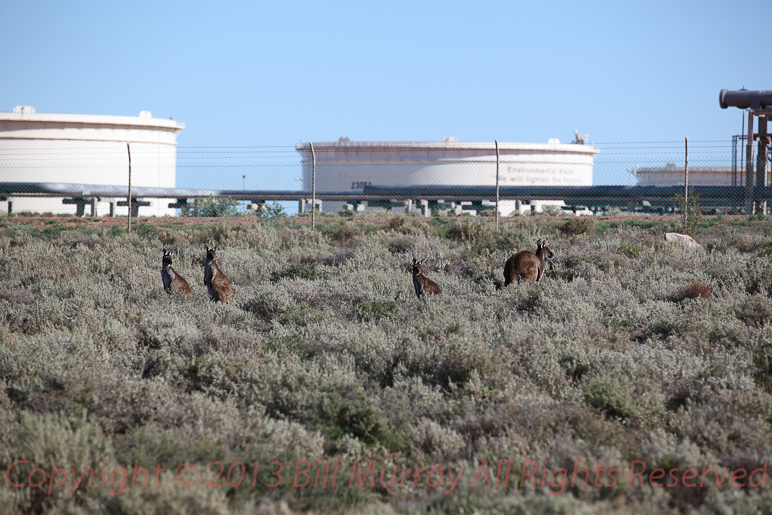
[665,232,701,248]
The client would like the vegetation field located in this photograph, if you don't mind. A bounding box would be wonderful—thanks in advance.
[1,212,772,514]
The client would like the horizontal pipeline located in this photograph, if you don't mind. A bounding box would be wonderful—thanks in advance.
[0,182,359,201]
[1,182,770,203]
[363,184,770,201]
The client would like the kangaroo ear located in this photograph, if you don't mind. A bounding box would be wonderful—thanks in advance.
[214,245,218,251]
[163,248,167,255]
[412,258,417,265]
[205,245,209,251]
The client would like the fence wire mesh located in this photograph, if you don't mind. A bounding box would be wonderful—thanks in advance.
[1,139,771,217]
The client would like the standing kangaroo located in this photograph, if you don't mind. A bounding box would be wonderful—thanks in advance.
[204,245,233,304]
[412,258,442,299]
[161,249,192,296]
[504,239,554,286]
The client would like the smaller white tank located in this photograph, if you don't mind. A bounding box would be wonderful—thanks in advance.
[0,107,185,216]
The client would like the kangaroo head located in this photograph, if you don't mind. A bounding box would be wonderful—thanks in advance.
[412,258,425,276]
[205,245,218,262]
[162,249,174,266]
[537,239,555,260]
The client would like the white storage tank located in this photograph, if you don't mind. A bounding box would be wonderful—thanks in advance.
[0,106,185,216]
[635,163,740,186]
[296,136,600,214]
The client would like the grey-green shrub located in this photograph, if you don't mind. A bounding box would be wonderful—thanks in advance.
[1,214,772,513]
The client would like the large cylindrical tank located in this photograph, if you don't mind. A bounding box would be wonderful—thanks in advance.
[0,106,184,216]
[296,137,600,214]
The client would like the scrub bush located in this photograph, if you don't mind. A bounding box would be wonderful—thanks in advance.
[1,215,772,513]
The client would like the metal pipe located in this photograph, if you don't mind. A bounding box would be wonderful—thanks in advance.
[7,182,772,209]
[720,89,772,110]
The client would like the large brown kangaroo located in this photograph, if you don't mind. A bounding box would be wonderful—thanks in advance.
[161,249,192,296]
[412,258,442,299]
[204,245,233,304]
[504,239,554,286]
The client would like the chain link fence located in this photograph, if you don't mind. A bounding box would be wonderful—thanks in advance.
[1,139,771,217]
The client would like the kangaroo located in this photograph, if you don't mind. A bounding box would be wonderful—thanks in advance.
[204,245,233,304]
[504,239,554,286]
[412,258,442,299]
[161,249,192,296]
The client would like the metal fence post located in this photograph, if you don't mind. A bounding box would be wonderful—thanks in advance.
[684,137,688,229]
[310,142,316,230]
[495,140,500,229]
[757,116,768,215]
[746,112,755,214]
[127,143,132,233]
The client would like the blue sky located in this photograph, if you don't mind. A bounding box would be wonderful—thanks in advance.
[3,0,768,146]
[2,0,770,193]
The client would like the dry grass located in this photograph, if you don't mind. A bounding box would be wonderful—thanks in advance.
[0,213,771,513]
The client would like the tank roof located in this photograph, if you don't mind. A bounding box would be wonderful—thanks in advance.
[297,137,599,154]
[0,107,184,131]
